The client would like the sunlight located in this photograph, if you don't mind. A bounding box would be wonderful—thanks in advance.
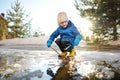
[79,18,93,37]
[78,61,96,76]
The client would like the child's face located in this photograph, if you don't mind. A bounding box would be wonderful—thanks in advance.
[59,20,68,28]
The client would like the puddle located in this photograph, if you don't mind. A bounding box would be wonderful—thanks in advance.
[47,58,120,80]
[0,50,120,80]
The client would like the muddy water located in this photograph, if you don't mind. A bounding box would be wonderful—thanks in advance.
[0,49,120,80]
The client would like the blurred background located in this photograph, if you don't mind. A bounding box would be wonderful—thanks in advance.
[0,0,120,47]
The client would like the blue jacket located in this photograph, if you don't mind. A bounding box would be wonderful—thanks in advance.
[48,21,82,47]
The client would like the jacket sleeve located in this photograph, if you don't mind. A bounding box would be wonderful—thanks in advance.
[48,28,59,43]
[72,26,82,46]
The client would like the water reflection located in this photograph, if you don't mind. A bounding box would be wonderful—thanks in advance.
[47,57,82,80]
[47,57,120,80]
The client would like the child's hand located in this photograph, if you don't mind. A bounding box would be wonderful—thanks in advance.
[47,40,52,47]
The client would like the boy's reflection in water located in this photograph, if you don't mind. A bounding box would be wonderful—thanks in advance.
[47,57,82,80]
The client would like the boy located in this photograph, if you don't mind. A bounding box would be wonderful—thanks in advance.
[47,12,82,57]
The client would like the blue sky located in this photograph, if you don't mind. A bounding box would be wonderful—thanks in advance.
[0,0,92,35]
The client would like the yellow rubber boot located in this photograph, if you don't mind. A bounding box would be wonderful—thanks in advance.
[60,52,67,57]
[69,48,76,57]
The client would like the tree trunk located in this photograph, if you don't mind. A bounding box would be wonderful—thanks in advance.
[113,26,117,41]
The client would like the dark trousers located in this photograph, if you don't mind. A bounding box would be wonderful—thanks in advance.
[55,38,73,52]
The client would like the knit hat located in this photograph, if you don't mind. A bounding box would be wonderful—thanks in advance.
[57,12,69,24]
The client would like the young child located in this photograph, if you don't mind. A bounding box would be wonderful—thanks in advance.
[47,12,82,57]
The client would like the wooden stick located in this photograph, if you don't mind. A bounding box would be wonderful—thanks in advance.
[50,46,60,55]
